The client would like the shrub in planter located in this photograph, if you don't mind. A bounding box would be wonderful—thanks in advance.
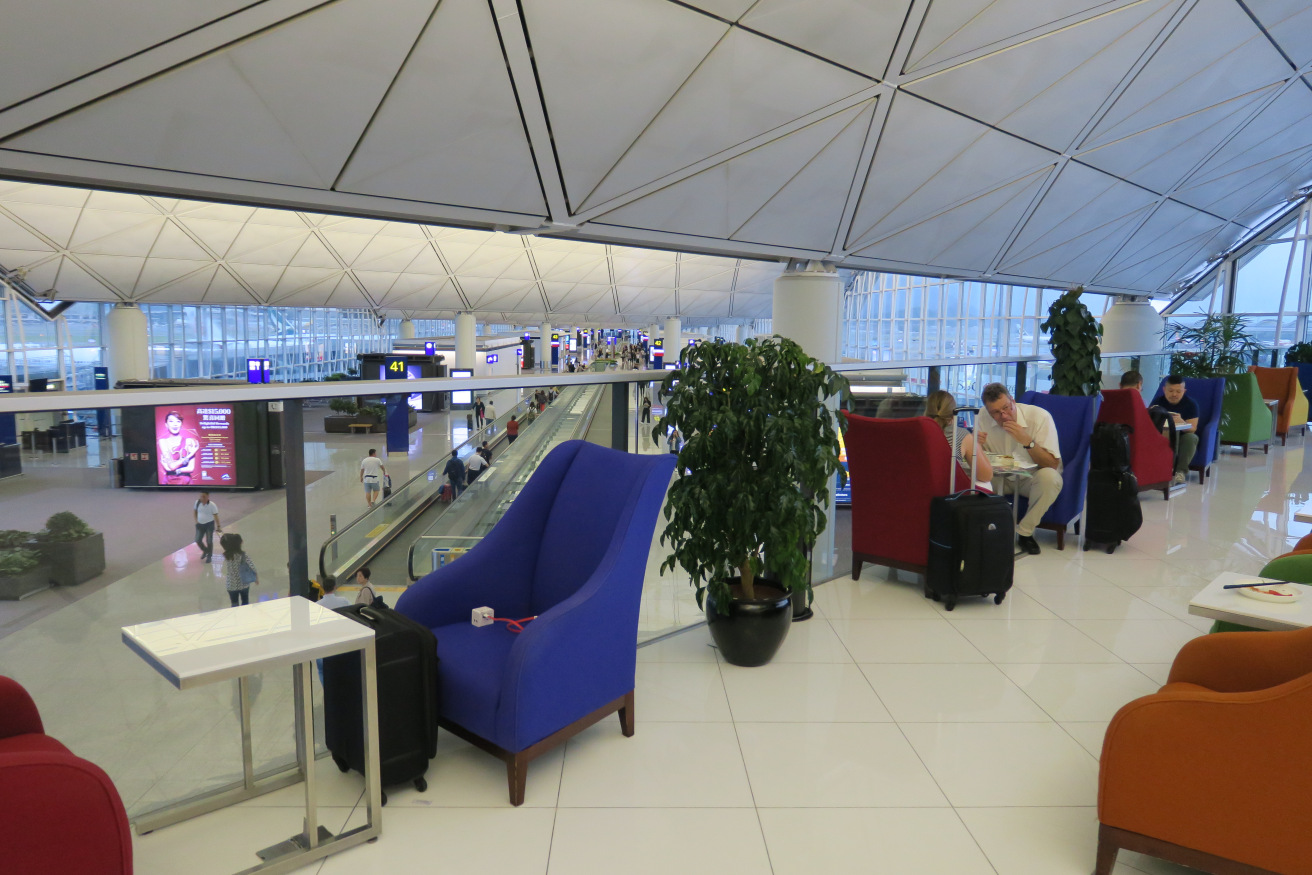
[329,398,359,415]
[0,547,48,600]
[35,511,105,587]
[0,529,35,549]
[655,336,848,666]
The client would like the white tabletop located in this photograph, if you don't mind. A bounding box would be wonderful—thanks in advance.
[1294,504,1312,524]
[123,597,373,689]
[1188,571,1312,631]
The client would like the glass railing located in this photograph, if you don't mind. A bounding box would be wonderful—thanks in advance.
[317,394,540,585]
[405,383,605,579]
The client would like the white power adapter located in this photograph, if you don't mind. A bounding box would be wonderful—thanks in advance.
[471,606,494,627]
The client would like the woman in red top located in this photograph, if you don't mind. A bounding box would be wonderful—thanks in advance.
[506,415,519,443]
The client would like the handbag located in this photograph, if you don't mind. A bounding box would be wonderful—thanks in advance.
[239,555,258,587]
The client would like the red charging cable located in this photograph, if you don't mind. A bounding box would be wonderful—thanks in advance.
[491,615,537,634]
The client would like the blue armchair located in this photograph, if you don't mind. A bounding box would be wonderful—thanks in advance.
[1153,377,1223,484]
[395,441,675,805]
[1018,392,1097,550]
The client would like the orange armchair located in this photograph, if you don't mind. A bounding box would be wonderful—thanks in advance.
[1250,365,1310,444]
[1096,626,1312,874]
[847,415,967,578]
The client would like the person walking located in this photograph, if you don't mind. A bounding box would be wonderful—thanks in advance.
[479,440,492,463]
[193,492,222,563]
[359,449,387,509]
[667,427,681,455]
[484,397,496,428]
[475,397,486,427]
[443,450,466,497]
[354,567,381,606]
[219,532,257,606]
[641,396,652,423]
[506,415,519,443]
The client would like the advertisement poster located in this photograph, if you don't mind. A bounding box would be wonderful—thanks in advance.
[155,406,237,486]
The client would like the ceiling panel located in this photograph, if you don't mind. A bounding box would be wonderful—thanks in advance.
[0,0,1309,305]
[7,0,439,189]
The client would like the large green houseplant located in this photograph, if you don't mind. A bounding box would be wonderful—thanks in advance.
[654,336,848,666]
[1166,314,1261,377]
[1040,286,1102,395]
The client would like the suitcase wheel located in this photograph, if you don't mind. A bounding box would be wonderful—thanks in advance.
[333,754,349,773]
[993,592,1006,605]
[944,597,957,611]
[381,790,388,807]
[1106,543,1117,555]
[414,777,427,793]
[1082,542,1091,552]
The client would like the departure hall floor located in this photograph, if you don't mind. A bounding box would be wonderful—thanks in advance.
[0,414,1303,874]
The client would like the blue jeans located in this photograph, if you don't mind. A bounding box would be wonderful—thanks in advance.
[228,588,249,607]
[195,521,215,557]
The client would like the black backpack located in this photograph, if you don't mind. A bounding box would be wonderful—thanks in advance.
[1091,421,1132,472]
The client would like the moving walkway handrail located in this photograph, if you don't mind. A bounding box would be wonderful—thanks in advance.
[404,382,606,580]
[316,393,537,584]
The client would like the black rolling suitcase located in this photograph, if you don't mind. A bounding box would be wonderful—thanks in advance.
[322,604,438,803]
[925,408,1014,610]
[1083,422,1142,554]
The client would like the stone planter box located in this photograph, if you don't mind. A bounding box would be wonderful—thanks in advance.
[0,566,50,600]
[39,532,106,586]
[325,415,384,434]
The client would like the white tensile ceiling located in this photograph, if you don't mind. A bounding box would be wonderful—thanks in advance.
[0,0,1310,316]
[0,181,780,323]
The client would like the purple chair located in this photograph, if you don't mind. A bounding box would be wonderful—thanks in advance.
[396,441,674,805]
[1017,392,1097,549]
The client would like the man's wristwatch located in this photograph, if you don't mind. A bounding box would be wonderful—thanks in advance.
[1024,440,1036,450]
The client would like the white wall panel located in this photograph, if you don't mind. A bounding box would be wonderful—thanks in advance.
[741,0,911,79]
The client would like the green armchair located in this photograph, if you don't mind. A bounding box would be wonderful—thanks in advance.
[1219,372,1271,457]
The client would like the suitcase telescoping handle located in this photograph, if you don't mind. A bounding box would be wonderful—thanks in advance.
[950,406,987,497]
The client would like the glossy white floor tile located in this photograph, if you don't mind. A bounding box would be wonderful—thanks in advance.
[1018,584,1175,620]
[634,661,733,722]
[948,619,1120,663]
[859,663,1051,723]
[1066,619,1206,664]
[759,808,997,874]
[826,618,988,663]
[548,808,772,875]
[956,807,1146,875]
[901,723,1100,807]
[735,722,948,807]
[719,662,892,722]
[997,663,1160,722]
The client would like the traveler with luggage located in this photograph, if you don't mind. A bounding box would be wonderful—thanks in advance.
[219,533,257,607]
[975,383,1063,555]
[360,449,387,509]
[442,450,466,497]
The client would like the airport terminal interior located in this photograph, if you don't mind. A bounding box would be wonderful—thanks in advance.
[4,1,1312,874]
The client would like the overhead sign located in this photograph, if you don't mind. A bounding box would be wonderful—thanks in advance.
[383,356,408,379]
[246,358,271,384]
[424,341,436,356]
[486,353,499,364]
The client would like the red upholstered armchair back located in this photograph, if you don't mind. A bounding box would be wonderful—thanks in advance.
[846,415,963,569]
[1096,388,1173,487]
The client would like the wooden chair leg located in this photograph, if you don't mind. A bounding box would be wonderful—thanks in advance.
[618,690,635,737]
[507,751,529,807]
[1055,527,1065,550]
[1094,825,1119,875]
[1243,445,1249,457]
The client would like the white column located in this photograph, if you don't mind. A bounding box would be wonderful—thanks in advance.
[538,321,552,371]
[455,312,476,370]
[663,317,682,361]
[106,303,150,382]
[398,318,415,339]
[771,262,841,362]
[1100,300,1166,402]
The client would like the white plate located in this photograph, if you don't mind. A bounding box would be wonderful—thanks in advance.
[1233,580,1305,603]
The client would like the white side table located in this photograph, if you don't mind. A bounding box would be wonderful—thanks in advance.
[123,596,381,874]
[1188,572,1312,632]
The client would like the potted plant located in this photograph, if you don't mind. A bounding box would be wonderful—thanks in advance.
[1284,342,1312,365]
[0,545,49,600]
[654,336,848,667]
[1041,286,1103,395]
[36,512,105,586]
[325,397,360,433]
[1165,314,1261,376]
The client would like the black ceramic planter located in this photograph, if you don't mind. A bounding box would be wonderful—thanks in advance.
[705,583,793,667]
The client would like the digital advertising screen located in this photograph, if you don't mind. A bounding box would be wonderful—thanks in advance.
[451,369,473,406]
[155,405,237,486]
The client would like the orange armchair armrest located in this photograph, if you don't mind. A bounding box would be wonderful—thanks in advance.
[1100,676,1312,874]
[1167,625,1312,692]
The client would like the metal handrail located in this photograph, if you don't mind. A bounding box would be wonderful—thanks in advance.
[316,393,537,583]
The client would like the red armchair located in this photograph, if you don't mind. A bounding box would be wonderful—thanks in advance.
[1096,389,1174,500]
[847,415,967,577]
[0,676,132,874]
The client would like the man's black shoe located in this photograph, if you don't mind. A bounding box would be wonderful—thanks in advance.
[1017,535,1040,555]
